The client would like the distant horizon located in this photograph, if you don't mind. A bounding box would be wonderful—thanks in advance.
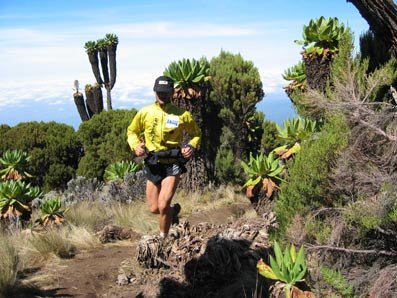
[0,90,296,130]
[1,0,367,128]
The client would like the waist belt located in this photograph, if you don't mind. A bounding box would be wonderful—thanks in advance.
[145,148,187,165]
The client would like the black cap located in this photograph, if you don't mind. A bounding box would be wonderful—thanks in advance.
[153,76,174,93]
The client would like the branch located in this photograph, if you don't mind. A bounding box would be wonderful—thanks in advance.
[305,244,397,257]
[376,226,397,237]
[358,119,397,142]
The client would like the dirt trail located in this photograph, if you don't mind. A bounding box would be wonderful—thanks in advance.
[17,202,252,297]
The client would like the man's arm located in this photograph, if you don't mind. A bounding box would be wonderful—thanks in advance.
[127,111,145,155]
[183,111,201,153]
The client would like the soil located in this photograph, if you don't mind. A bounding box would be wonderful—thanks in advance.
[12,201,253,298]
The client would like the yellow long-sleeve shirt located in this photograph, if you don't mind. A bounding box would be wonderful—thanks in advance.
[127,102,201,153]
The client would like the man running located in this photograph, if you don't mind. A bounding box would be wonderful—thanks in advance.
[127,75,201,239]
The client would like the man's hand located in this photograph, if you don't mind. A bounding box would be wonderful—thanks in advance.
[181,145,194,159]
[134,142,146,157]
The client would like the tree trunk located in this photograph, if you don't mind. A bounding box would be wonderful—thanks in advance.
[171,88,210,191]
[88,51,103,85]
[106,86,113,111]
[85,88,95,118]
[347,0,397,58]
[304,53,332,92]
[73,92,89,122]
[99,49,110,85]
[107,43,117,90]
[93,85,104,114]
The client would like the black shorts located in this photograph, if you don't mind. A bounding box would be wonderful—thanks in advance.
[143,163,187,185]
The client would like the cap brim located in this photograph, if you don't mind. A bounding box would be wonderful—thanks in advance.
[153,86,174,93]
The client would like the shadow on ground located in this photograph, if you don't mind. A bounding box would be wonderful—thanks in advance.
[157,236,271,298]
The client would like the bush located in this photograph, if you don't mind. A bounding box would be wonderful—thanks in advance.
[209,50,264,162]
[275,114,349,231]
[344,185,397,236]
[77,109,137,179]
[0,122,82,191]
[215,147,242,185]
[261,119,282,154]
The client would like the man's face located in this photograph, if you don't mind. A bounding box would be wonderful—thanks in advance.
[155,91,173,104]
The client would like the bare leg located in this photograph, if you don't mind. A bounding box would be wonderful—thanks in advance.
[158,175,180,234]
[146,180,160,214]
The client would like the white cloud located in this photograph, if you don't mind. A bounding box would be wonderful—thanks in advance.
[0,19,303,110]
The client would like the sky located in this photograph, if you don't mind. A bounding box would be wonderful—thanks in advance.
[0,0,369,129]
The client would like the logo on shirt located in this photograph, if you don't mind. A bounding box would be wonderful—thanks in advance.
[166,115,179,128]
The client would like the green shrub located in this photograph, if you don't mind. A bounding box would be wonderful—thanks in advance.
[0,122,82,191]
[275,115,349,231]
[209,50,264,162]
[304,218,333,244]
[215,147,242,185]
[77,109,137,179]
[344,186,397,235]
[321,267,354,298]
[261,119,282,154]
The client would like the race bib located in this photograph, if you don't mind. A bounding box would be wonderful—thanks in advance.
[165,115,179,128]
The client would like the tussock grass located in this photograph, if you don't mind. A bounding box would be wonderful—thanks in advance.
[64,201,110,231]
[0,232,19,295]
[175,184,247,217]
[109,185,247,234]
[27,229,76,260]
[111,202,158,234]
[61,225,101,251]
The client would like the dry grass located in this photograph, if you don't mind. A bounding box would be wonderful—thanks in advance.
[26,228,76,260]
[61,225,101,251]
[175,184,247,217]
[15,224,100,267]
[0,232,19,295]
[64,201,111,231]
[111,201,158,234]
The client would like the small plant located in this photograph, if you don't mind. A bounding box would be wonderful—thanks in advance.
[295,16,346,58]
[282,61,307,93]
[273,118,317,159]
[257,240,308,298]
[0,180,39,220]
[104,160,142,182]
[0,150,32,181]
[36,198,68,227]
[321,267,354,297]
[241,152,284,199]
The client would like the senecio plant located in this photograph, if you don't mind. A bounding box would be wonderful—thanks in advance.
[36,198,67,227]
[164,58,210,99]
[257,240,308,298]
[0,150,32,181]
[295,16,346,58]
[241,152,284,200]
[282,61,307,94]
[0,181,41,220]
[273,118,317,160]
[104,160,142,182]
